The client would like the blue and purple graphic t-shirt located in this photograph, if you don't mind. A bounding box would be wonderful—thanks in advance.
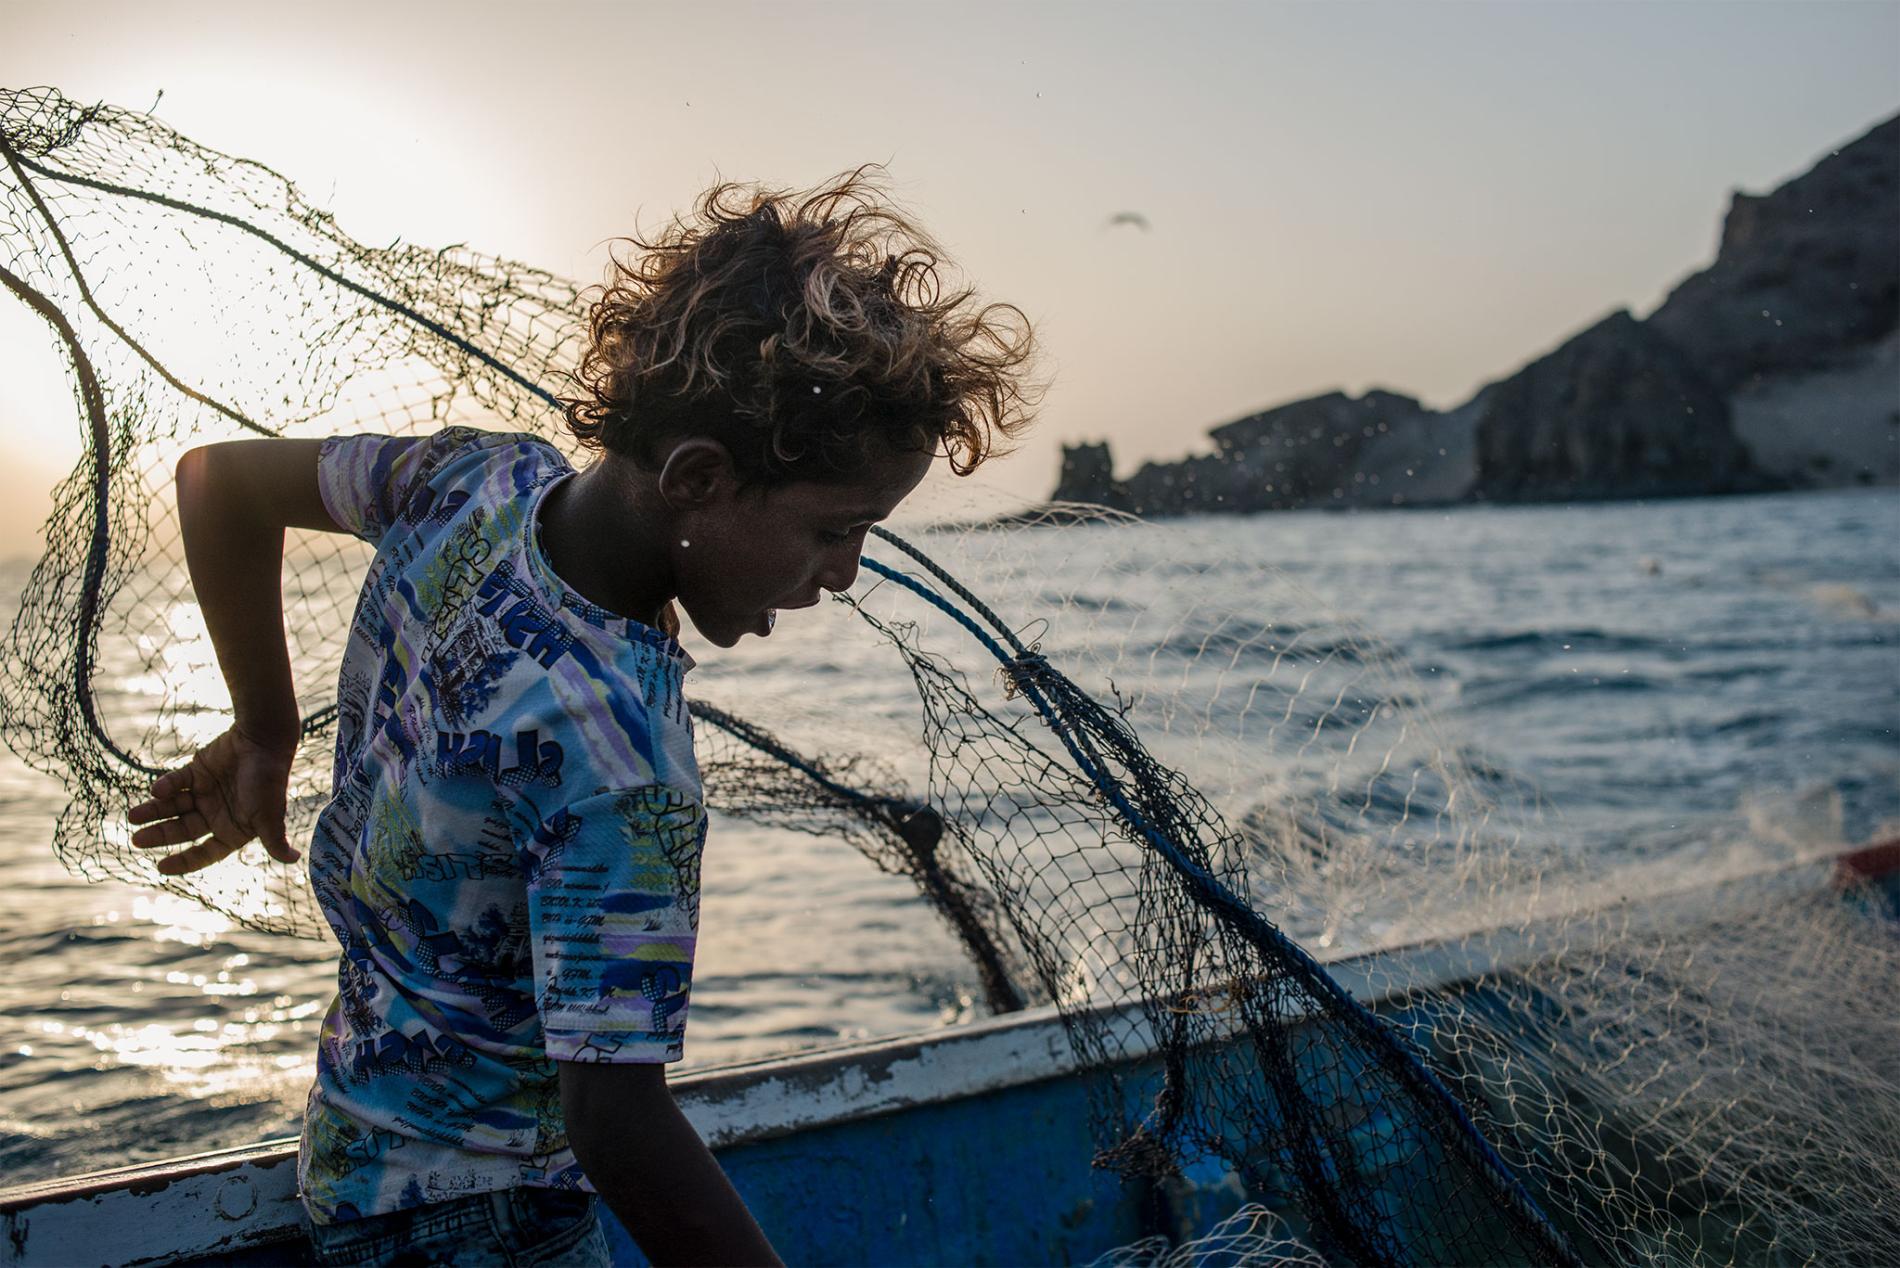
[296,427,705,1224]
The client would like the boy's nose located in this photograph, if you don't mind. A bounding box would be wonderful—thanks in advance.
[817,547,861,595]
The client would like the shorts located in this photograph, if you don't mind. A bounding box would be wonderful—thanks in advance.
[305,1186,612,1267]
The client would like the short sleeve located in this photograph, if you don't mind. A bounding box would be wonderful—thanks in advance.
[317,428,479,544]
[520,787,708,1063]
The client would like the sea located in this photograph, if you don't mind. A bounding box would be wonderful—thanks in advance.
[1,486,1895,1185]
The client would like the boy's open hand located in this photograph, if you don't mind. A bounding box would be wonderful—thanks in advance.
[128,726,302,876]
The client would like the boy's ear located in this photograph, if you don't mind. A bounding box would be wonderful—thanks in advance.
[656,439,738,508]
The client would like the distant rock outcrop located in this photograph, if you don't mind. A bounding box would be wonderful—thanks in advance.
[1470,309,1773,502]
[1054,390,1479,516]
[1051,440,1127,509]
[1050,110,1898,516]
[1198,390,1419,509]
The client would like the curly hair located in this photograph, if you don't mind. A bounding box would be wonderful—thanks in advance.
[562,165,1038,484]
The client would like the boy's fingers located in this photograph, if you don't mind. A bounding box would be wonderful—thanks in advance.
[131,812,210,848]
[128,789,193,825]
[147,767,191,800]
[264,820,301,865]
[155,837,240,876]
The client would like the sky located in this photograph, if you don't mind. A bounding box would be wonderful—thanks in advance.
[1,0,1896,555]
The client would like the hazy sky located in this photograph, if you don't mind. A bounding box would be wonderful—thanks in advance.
[2,0,1895,554]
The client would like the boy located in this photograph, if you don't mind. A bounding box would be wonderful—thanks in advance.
[126,168,1035,1266]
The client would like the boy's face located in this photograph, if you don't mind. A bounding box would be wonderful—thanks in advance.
[671,443,934,648]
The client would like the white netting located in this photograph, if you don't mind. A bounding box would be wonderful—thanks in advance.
[1087,1204,1329,1267]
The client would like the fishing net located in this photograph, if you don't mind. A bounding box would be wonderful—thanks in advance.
[4,86,1897,1266]
[1088,1203,1329,1268]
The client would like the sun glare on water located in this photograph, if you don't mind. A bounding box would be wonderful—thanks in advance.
[117,601,233,753]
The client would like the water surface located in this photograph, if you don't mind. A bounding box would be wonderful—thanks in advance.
[1,487,1893,1182]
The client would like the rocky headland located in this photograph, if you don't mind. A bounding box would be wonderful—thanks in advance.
[1052,113,1898,515]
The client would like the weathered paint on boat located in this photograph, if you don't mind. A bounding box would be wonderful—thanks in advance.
[3,842,1894,1267]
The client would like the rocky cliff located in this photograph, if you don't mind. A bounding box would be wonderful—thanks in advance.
[1052,111,1897,514]
[1470,309,1774,502]
[1648,114,1898,393]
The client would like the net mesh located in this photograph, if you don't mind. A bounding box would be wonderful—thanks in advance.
[4,86,1896,1266]
[1088,1203,1330,1268]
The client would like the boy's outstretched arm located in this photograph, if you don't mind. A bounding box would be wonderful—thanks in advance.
[129,437,376,876]
[559,1061,783,1267]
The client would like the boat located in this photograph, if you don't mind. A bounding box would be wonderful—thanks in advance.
[3,838,1894,1267]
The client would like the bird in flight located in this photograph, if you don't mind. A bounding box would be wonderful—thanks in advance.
[1104,211,1152,232]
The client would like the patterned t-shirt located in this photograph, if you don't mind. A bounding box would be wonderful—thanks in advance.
[296,427,706,1225]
